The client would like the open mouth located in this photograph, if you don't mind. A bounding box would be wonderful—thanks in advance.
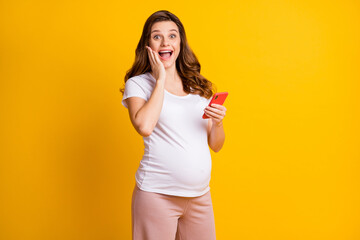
[158,50,173,60]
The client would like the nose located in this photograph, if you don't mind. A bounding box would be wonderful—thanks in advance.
[161,38,170,46]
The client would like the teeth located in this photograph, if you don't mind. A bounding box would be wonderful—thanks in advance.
[159,51,172,53]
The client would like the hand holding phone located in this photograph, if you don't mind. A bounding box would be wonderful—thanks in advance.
[202,92,228,119]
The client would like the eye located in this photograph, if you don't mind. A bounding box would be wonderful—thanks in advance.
[153,35,160,40]
[170,34,176,38]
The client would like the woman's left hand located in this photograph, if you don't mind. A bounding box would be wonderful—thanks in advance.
[204,103,227,126]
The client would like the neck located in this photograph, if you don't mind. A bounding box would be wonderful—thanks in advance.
[165,65,181,83]
[149,65,181,83]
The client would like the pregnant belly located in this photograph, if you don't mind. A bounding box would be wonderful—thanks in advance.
[170,157,212,186]
[141,147,212,188]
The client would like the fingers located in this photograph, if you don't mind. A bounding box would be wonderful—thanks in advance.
[146,46,165,73]
[204,104,226,121]
[151,47,162,64]
[204,109,223,121]
[146,46,155,66]
[209,103,226,110]
[205,105,226,116]
[147,46,162,64]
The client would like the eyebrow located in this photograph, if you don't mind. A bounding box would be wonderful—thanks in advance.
[151,29,178,34]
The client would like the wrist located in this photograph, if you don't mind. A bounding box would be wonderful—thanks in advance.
[213,120,223,128]
[156,78,165,86]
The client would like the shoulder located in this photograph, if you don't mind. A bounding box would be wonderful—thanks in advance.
[122,72,155,108]
[126,72,156,89]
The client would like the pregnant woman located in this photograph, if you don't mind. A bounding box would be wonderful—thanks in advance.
[120,10,227,240]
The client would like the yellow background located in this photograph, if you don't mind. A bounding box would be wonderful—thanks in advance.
[1,0,359,239]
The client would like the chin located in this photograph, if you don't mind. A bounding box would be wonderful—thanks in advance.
[163,62,175,69]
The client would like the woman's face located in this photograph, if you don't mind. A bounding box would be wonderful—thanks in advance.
[148,21,181,69]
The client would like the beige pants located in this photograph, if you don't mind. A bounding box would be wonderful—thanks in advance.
[131,185,216,240]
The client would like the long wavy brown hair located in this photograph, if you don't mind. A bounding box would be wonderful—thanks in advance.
[119,10,215,99]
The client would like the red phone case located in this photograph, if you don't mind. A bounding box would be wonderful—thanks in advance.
[202,92,228,119]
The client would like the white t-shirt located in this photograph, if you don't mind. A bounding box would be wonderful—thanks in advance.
[122,72,212,197]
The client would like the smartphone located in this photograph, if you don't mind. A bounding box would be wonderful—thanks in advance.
[202,92,228,119]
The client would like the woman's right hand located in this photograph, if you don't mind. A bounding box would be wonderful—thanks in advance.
[146,46,166,81]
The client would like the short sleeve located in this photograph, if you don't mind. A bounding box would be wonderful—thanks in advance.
[122,78,148,108]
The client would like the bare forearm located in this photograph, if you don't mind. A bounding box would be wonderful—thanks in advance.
[208,122,225,152]
[134,79,165,136]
